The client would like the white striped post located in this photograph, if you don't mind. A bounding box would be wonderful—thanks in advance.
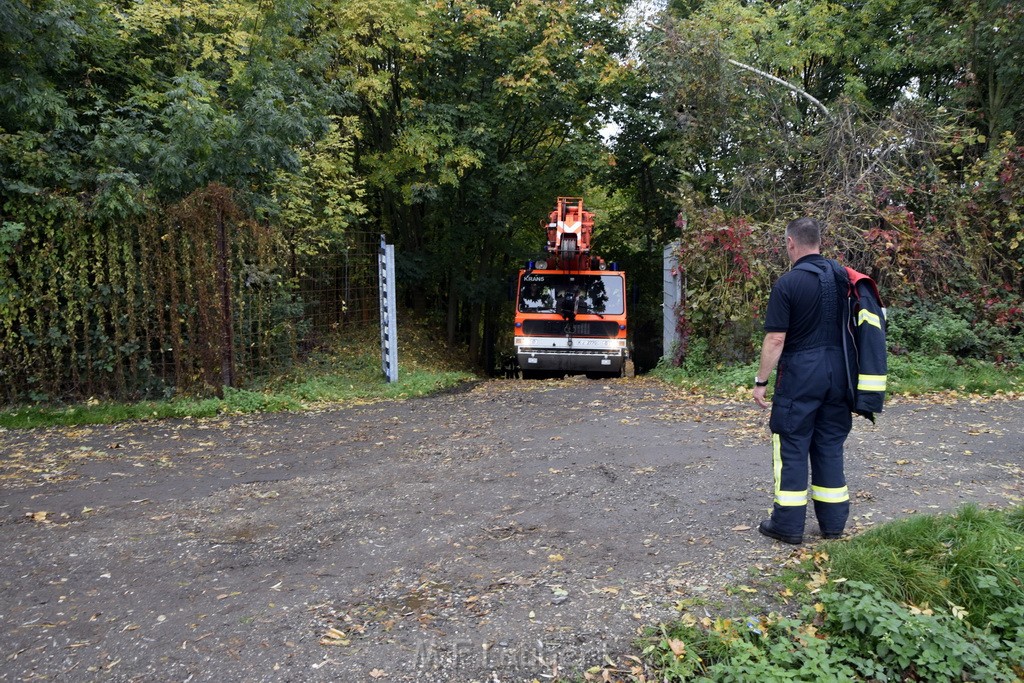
[378,235,398,383]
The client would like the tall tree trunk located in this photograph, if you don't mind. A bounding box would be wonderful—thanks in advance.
[467,236,492,364]
[482,297,495,376]
[468,301,481,362]
[446,273,458,346]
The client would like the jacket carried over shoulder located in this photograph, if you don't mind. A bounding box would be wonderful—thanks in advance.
[793,259,888,422]
[844,265,887,422]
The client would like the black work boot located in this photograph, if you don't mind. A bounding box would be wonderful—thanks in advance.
[758,519,803,545]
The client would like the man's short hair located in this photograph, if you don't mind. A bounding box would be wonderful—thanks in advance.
[786,218,821,248]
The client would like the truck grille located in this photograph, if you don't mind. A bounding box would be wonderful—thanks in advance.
[521,320,621,337]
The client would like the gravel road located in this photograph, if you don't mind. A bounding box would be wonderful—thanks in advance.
[2,377,1021,682]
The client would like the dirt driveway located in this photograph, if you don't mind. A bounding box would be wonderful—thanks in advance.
[1,377,1022,682]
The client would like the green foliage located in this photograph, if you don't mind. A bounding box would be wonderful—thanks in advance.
[330,0,633,355]
[268,117,367,255]
[2,0,636,403]
[888,306,982,357]
[644,613,859,682]
[645,589,1024,682]
[680,337,711,376]
[652,354,758,395]
[672,208,781,366]
[654,350,1024,397]
[645,0,1024,369]
[0,221,24,256]
[659,129,1024,366]
[0,183,305,402]
[4,0,1023,401]
[639,505,1024,682]
[0,0,375,404]
[822,580,1021,682]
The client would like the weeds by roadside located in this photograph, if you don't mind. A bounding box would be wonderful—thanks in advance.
[628,505,1024,683]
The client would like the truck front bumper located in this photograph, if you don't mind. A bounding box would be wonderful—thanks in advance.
[515,337,627,373]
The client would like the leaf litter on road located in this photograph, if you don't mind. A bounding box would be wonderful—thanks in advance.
[0,380,1021,682]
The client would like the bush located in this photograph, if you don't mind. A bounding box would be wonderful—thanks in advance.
[888,290,1024,362]
[681,337,711,374]
[638,505,1024,682]
[672,209,781,367]
[642,592,1024,683]
[919,316,980,356]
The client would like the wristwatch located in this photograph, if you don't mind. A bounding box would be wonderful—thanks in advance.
[754,376,769,387]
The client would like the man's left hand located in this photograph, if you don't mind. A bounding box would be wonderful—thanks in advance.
[754,385,770,409]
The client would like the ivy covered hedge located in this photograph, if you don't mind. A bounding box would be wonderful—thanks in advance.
[0,184,372,403]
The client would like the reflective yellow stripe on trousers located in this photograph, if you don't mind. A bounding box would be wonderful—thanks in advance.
[772,434,808,507]
[811,485,850,503]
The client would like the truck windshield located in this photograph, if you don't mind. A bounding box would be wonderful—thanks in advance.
[518,273,624,315]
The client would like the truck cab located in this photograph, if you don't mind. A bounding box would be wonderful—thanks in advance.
[514,267,628,378]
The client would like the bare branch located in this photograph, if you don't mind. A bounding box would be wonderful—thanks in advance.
[726,58,832,121]
[645,21,833,121]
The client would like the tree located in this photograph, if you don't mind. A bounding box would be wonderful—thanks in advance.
[642,0,1024,365]
[865,0,1024,142]
[0,0,370,401]
[338,0,633,365]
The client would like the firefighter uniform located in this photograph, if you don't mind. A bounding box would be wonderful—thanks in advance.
[764,255,852,539]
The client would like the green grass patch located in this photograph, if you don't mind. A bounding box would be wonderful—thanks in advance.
[888,353,1024,395]
[0,320,477,429]
[651,348,1024,397]
[638,505,1024,682]
[650,354,759,394]
[827,504,1024,627]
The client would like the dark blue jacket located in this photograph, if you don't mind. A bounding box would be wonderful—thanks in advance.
[845,266,887,422]
[794,260,887,422]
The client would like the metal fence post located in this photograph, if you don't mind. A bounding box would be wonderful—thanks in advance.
[663,239,682,361]
[217,202,235,390]
[378,235,399,383]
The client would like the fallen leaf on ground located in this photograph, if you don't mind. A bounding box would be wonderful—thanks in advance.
[319,626,351,646]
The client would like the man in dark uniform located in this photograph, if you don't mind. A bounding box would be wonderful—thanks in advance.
[752,218,851,544]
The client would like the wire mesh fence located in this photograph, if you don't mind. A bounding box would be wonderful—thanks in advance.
[230,232,383,386]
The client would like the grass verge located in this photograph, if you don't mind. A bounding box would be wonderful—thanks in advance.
[652,352,1024,397]
[0,320,477,429]
[633,504,1024,682]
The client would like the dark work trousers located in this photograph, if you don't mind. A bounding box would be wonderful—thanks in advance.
[768,345,852,537]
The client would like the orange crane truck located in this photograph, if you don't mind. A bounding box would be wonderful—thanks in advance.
[514,197,628,379]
